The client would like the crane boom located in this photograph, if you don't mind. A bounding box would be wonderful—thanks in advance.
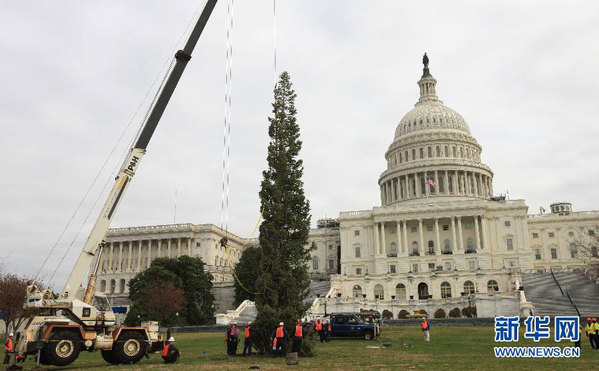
[62,0,219,299]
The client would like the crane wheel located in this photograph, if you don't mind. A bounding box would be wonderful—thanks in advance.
[114,331,147,364]
[43,330,81,366]
[100,349,121,365]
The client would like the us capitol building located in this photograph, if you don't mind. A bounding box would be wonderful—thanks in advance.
[95,55,598,319]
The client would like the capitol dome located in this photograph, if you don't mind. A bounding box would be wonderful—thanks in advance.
[379,54,494,206]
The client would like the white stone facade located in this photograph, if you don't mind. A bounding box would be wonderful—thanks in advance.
[306,59,599,318]
[95,223,253,307]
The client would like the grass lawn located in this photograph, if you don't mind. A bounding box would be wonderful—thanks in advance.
[14,326,597,370]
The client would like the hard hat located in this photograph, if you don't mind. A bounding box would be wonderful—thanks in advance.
[587,317,592,321]
[231,321,237,325]
[8,332,13,337]
[279,322,284,326]
[168,337,175,342]
[593,318,597,322]
[247,321,252,325]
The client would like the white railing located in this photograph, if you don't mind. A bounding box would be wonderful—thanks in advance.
[215,300,256,325]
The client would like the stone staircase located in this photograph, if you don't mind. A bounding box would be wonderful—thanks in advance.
[522,272,599,317]
[305,280,332,303]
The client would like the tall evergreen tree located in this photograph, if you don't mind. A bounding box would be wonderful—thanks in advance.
[254,71,312,351]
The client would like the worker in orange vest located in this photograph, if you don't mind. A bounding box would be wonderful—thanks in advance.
[421,318,431,342]
[315,318,324,342]
[324,319,332,342]
[292,320,303,354]
[242,322,256,356]
[3,332,13,365]
[161,337,180,364]
[275,322,288,356]
[225,321,240,355]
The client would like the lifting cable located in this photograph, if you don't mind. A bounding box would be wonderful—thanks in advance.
[273,0,278,87]
[221,0,234,234]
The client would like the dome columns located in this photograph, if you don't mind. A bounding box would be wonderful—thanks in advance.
[380,169,494,206]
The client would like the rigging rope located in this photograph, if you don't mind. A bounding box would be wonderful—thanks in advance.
[221,0,234,233]
[273,0,277,86]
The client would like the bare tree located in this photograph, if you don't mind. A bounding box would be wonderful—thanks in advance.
[0,273,30,334]
[574,229,599,283]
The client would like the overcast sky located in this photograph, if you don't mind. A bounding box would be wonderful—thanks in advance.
[1,0,598,289]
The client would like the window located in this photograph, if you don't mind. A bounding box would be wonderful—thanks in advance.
[445,262,452,271]
[592,246,598,256]
[374,284,385,300]
[444,145,448,157]
[329,244,333,250]
[411,241,419,255]
[535,249,541,260]
[412,149,416,160]
[396,283,406,300]
[355,246,361,258]
[412,263,419,272]
[568,231,574,237]
[352,285,363,298]
[444,239,451,252]
[356,268,362,275]
[487,280,499,292]
[428,147,433,157]
[441,281,452,298]
[465,223,472,229]
[390,243,398,256]
[466,238,474,252]
[589,230,595,236]
[420,147,424,159]
[504,221,511,227]
[551,248,558,259]
[399,153,402,163]
[196,242,201,247]
[312,256,319,270]
[506,238,513,251]
[405,151,408,161]
[390,227,396,234]
[411,226,417,233]
[570,244,578,259]
[354,230,360,236]
[428,263,435,271]
[427,225,433,231]
[443,224,449,231]
[453,147,457,157]
[390,265,397,274]
[329,259,334,269]
[463,281,475,294]
[532,233,539,238]
[436,146,441,157]
[548,232,555,238]
[468,260,476,270]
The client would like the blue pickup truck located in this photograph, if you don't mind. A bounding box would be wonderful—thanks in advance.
[328,313,379,340]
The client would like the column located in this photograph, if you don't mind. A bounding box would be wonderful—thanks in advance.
[434,218,441,255]
[451,217,457,252]
[481,216,489,250]
[474,216,481,251]
[396,220,402,254]
[157,239,162,258]
[418,219,424,255]
[434,170,439,195]
[127,242,132,272]
[136,241,142,271]
[108,243,114,272]
[177,238,182,257]
[415,173,421,197]
[381,222,386,255]
[402,220,409,256]
[473,173,479,196]
[444,171,450,195]
[167,239,172,258]
[373,223,380,257]
[187,237,192,256]
[147,240,152,268]
[457,217,464,251]
[454,171,459,195]
[117,242,123,272]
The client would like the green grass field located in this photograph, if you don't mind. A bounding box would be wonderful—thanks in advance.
[11,327,597,370]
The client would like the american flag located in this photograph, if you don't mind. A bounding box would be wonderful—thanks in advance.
[426,177,436,187]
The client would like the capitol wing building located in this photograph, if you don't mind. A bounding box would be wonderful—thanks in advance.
[308,58,599,319]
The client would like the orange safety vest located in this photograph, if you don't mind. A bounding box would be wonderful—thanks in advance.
[315,321,322,331]
[327,324,331,332]
[421,321,429,330]
[161,344,170,358]
[273,337,277,347]
[229,327,236,336]
[295,325,303,337]
[245,327,250,338]
[276,326,284,338]
[5,338,13,351]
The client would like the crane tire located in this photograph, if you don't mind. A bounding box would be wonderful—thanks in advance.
[101,349,121,365]
[43,330,81,366]
[114,331,147,364]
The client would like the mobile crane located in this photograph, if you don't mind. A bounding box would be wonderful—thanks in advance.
[14,0,219,366]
